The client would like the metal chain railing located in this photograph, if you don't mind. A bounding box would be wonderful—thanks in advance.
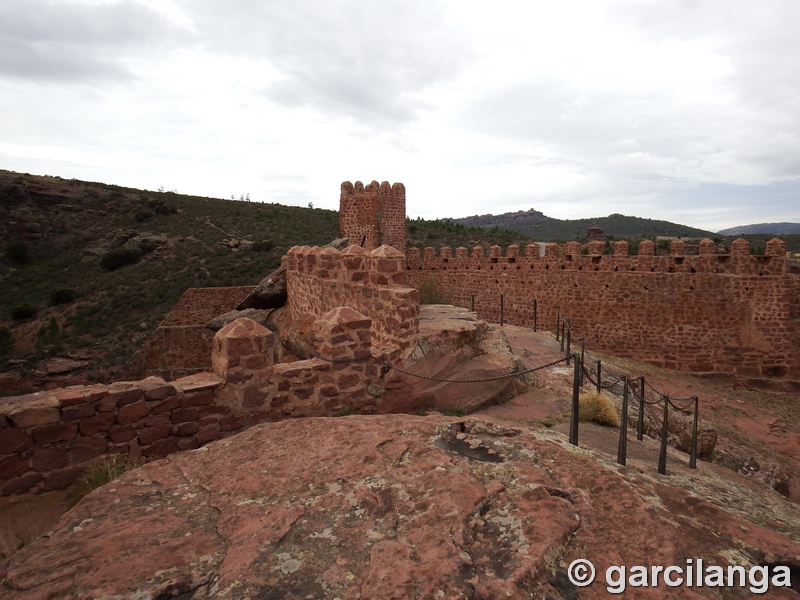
[310,293,701,476]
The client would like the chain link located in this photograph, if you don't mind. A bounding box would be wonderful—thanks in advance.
[310,350,571,383]
[377,355,570,383]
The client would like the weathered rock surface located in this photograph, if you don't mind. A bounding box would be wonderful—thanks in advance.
[236,264,287,310]
[380,305,529,414]
[33,358,88,376]
[204,308,274,332]
[4,415,798,599]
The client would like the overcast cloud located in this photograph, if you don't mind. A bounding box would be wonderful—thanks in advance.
[1,0,798,231]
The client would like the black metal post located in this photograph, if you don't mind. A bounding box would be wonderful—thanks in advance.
[579,342,585,387]
[533,299,538,332]
[689,397,699,469]
[555,312,561,342]
[617,376,629,466]
[569,354,580,446]
[471,294,475,312]
[637,376,645,441]
[500,295,504,326]
[560,318,565,352]
[596,360,602,393]
[658,396,669,475]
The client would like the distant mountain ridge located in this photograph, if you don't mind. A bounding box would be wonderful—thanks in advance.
[450,209,716,241]
[717,222,800,236]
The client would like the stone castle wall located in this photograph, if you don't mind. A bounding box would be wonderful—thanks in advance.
[126,286,254,380]
[285,243,420,358]
[406,238,800,384]
[339,180,406,251]
[0,305,396,496]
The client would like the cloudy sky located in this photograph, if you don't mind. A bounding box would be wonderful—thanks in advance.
[1,0,799,231]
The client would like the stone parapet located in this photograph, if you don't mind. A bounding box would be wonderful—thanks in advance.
[286,244,420,358]
[405,238,788,276]
[405,238,800,383]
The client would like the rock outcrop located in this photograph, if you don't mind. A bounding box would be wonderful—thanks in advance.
[380,305,529,414]
[236,264,287,310]
[204,308,274,332]
[2,415,798,599]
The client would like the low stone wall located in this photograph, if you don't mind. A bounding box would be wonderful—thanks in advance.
[0,374,228,496]
[1,308,390,496]
[286,244,420,358]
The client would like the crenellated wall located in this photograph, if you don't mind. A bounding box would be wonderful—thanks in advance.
[285,243,420,358]
[339,180,406,251]
[406,238,800,384]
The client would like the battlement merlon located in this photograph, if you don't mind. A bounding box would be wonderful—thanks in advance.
[405,238,789,276]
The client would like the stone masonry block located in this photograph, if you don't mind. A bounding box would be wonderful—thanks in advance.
[68,436,108,463]
[0,428,32,455]
[61,403,96,422]
[7,394,60,428]
[32,444,69,472]
[31,422,78,445]
[212,317,275,378]
[117,401,150,425]
[105,382,143,407]
[0,455,30,480]
[79,412,116,436]
[140,376,178,401]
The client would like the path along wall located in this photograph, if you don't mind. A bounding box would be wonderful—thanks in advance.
[406,238,800,385]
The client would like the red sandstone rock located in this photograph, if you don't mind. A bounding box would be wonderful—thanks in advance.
[3,415,799,599]
[211,317,274,379]
[205,308,274,332]
[78,412,115,436]
[68,436,107,463]
[236,264,288,310]
[139,376,177,401]
[116,401,150,425]
[381,305,528,414]
[4,393,59,428]
[60,402,95,422]
[0,429,32,455]
[31,422,78,445]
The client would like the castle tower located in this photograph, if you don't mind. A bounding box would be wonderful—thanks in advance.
[339,180,406,252]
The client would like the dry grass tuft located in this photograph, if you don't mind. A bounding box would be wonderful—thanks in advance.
[578,391,619,427]
[417,278,453,305]
[67,455,132,508]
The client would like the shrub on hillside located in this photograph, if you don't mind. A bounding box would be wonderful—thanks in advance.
[0,327,13,355]
[252,240,275,252]
[50,288,76,305]
[578,391,619,426]
[100,246,142,271]
[146,198,177,215]
[11,304,36,321]
[135,210,153,223]
[5,241,30,265]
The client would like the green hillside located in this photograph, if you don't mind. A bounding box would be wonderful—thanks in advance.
[451,210,716,241]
